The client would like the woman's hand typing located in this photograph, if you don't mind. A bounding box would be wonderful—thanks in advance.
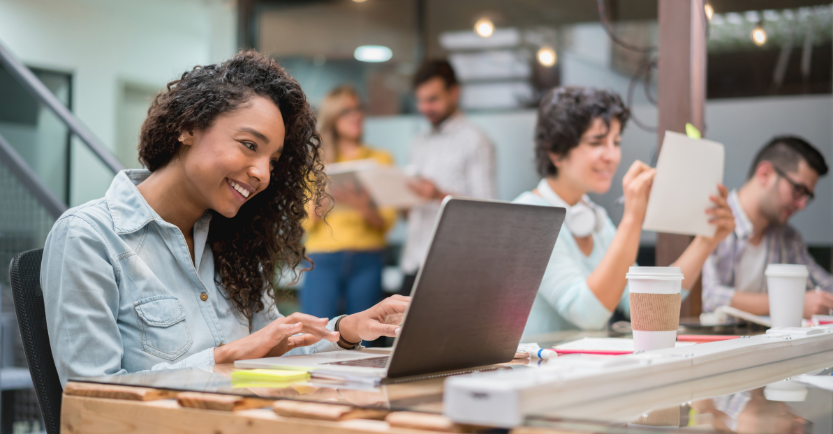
[213,312,339,364]
[338,295,411,344]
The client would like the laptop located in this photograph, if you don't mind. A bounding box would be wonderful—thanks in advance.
[235,197,565,383]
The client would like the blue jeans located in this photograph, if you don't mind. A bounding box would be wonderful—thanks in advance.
[301,250,385,319]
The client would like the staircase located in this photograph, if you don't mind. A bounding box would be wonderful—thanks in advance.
[0,42,123,434]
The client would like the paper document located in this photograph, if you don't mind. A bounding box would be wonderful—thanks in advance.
[643,131,725,237]
[325,159,427,209]
[555,338,694,352]
[795,375,833,391]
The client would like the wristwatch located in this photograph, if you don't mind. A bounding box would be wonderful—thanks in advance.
[334,315,360,350]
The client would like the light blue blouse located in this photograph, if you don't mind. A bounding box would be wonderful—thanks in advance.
[41,170,341,386]
[513,191,631,336]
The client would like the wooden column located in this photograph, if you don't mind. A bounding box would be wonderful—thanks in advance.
[656,0,707,317]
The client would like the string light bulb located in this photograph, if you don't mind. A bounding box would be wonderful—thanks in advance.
[537,47,556,67]
[474,18,494,38]
[704,2,714,20]
[752,20,767,46]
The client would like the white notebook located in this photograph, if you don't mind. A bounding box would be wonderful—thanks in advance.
[643,131,725,237]
[325,159,427,209]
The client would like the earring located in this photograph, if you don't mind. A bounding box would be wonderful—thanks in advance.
[178,134,186,143]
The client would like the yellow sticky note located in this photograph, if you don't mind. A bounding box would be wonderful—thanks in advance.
[231,369,311,383]
[685,123,702,139]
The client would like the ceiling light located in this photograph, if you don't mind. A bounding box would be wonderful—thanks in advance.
[704,2,714,20]
[474,18,494,38]
[352,0,367,2]
[752,21,767,46]
[354,45,392,62]
[537,47,556,67]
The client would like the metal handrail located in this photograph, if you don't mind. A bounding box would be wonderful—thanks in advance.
[0,132,67,219]
[0,43,124,174]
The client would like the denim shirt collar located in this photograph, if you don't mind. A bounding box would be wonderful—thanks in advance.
[105,169,212,237]
[105,170,159,235]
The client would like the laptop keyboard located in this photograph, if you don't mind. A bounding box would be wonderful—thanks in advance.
[323,356,389,368]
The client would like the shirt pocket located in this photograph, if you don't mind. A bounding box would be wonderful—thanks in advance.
[134,295,193,360]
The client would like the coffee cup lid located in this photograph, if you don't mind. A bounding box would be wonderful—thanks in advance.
[765,264,809,278]
[626,266,684,280]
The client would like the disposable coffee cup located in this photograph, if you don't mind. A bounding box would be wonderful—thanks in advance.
[764,380,808,402]
[629,406,682,428]
[626,266,683,352]
[765,264,808,328]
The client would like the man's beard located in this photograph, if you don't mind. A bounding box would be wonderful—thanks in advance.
[759,187,786,226]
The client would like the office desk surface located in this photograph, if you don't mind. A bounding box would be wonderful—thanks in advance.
[65,328,832,434]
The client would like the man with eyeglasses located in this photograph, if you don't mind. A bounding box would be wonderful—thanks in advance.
[702,136,832,318]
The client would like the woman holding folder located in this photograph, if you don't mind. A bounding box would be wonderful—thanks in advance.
[302,86,397,319]
[515,87,736,336]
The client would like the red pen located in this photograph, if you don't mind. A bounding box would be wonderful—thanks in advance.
[551,349,633,356]
[676,335,741,343]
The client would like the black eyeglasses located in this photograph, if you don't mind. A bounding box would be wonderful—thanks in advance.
[772,166,815,203]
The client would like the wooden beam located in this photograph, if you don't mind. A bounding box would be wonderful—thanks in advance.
[656,0,707,317]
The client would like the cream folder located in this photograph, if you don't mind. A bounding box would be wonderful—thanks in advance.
[642,131,725,237]
[325,159,427,209]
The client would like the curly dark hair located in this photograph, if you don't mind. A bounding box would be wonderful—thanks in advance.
[535,86,630,178]
[138,50,327,322]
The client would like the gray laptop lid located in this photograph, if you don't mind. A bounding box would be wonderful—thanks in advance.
[386,197,565,379]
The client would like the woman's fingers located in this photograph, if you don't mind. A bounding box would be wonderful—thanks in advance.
[272,322,304,340]
[287,333,323,350]
[717,183,729,198]
[630,168,656,194]
[384,313,405,326]
[623,160,651,185]
[708,193,730,209]
[705,208,733,218]
[367,323,401,339]
[275,314,338,342]
[369,296,409,317]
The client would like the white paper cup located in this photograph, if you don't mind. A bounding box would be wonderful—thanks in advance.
[765,264,808,328]
[764,380,808,402]
[626,267,684,352]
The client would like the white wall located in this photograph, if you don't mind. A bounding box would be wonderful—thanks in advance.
[0,0,237,206]
[365,94,833,246]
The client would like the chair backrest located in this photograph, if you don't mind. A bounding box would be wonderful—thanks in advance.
[9,249,62,434]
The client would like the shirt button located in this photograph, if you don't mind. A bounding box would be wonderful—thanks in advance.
[200,293,208,302]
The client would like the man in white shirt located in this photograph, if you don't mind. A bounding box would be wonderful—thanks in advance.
[399,60,497,294]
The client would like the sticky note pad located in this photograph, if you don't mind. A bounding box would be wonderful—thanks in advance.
[231,369,311,383]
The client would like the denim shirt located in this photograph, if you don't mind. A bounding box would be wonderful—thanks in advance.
[42,170,341,386]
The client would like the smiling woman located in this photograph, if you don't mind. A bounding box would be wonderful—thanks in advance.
[513,86,736,337]
[40,51,410,386]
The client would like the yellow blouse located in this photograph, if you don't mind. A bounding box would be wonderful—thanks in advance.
[303,146,398,253]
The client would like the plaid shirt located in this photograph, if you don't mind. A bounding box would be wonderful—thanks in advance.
[701,190,833,312]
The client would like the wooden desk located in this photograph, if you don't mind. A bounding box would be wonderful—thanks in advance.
[60,376,524,434]
[61,360,525,434]
[58,329,782,434]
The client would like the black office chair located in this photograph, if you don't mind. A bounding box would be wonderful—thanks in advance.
[9,249,62,434]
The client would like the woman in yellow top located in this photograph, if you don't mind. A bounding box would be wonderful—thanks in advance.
[301,86,397,319]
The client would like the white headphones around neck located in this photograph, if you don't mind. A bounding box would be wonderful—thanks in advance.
[536,179,606,237]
